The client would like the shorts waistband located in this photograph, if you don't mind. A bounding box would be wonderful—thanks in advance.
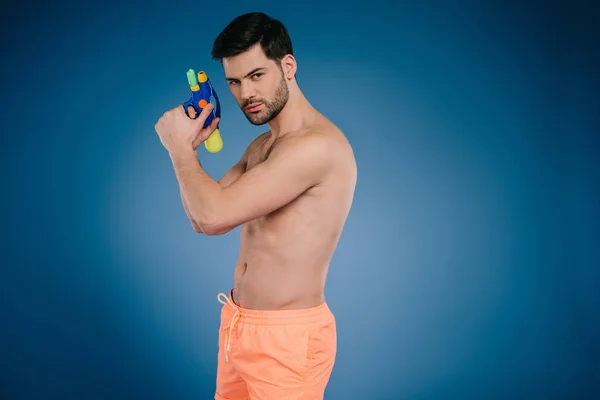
[217,289,333,326]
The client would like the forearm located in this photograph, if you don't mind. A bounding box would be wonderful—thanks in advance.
[169,145,223,231]
[179,186,203,233]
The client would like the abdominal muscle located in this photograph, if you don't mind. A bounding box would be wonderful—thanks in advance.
[231,190,343,310]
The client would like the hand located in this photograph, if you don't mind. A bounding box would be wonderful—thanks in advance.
[155,103,221,153]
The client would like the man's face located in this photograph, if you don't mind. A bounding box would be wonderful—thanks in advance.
[223,44,289,126]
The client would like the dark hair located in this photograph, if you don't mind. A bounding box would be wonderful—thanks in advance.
[211,12,293,64]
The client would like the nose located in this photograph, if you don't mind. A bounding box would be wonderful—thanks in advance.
[239,81,256,101]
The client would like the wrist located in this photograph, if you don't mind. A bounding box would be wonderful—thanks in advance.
[169,143,196,159]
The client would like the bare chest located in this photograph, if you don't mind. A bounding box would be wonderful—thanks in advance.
[246,146,273,171]
[246,131,285,171]
[240,187,325,247]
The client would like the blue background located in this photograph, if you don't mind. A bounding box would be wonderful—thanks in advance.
[2,1,599,399]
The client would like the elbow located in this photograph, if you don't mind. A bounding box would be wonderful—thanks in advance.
[198,222,234,236]
[189,218,204,234]
[191,198,237,235]
[195,214,235,236]
[192,222,204,234]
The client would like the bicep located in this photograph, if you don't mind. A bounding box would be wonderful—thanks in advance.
[217,143,253,188]
[217,160,246,188]
[206,136,332,233]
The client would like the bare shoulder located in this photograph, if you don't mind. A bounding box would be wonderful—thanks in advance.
[314,119,357,182]
[270,119,356,179]
[317,119,354,155]
[310,119,355,167]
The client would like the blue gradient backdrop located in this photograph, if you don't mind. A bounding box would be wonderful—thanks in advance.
[2,1,599,399]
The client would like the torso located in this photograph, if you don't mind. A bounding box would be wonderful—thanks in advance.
[231,117,357,310]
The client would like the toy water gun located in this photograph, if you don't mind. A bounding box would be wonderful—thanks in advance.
[183,69,223,153]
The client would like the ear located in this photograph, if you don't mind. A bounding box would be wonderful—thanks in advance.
[280,54,297,80]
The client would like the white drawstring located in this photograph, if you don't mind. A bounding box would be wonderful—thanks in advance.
[217,292,240,362]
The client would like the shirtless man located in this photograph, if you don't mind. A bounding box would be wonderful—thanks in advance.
[155,12,357,400]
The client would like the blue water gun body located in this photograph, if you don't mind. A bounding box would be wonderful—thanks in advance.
[183,69,223,153]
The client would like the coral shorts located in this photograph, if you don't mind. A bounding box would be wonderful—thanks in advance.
[214,290,337,400]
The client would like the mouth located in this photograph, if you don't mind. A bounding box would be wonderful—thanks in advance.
[245,103,263,112]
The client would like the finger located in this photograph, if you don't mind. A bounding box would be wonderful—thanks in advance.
[200,117,219,137]
[196,119,218,143]
[210,117,220,129]
[192,134,202,149]
[187,105,197,118]
[196,103,214,124]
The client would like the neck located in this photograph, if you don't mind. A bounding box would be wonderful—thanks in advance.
[267,84,318,140]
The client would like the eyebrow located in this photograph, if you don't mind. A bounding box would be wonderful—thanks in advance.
[225,67,266,81]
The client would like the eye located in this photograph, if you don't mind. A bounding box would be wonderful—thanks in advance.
[251,73,263,80]
[228,80,239,86]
